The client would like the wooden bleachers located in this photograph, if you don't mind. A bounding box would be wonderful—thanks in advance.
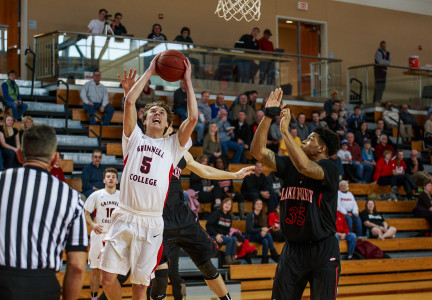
[72,109,124,123]
[57,89,123,108]
[66,178,82,193]
[88,125,123,139]
[349,183,407,196]
[59,159,74,173]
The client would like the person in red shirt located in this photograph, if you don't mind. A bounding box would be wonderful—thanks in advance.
[335,211,356,259]
[374,134,395,161]
[267,205,285,242]
[390,150,417,199]
[233,233,257,264]
[50,153,67,183]
[258,29,275,85]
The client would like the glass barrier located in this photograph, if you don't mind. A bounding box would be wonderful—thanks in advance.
[0,25,7,74]
[347,64,432,107]
[34,31,341,98]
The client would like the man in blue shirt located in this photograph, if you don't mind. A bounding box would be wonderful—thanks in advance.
[210,93,228,119]
[1,70,28,120]
[213,109,243,164]
[82,149,107,198]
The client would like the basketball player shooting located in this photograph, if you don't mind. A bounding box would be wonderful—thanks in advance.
[250,88,341,300]
[100,55,198,300]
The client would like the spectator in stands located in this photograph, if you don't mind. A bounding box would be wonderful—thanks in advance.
[347,106,364,133]
[326,110,345,138]
[82,149,106,198]
[424,112,432,137]
[391,150,417,200]
[213,157,246,219]
[246,90,258,111]
[362,139,376,171]
[374,134,395,161]
[241,161,271,204]
[279,127,301,156]
[293,113,310,141]
[194,91,212,146]
[400,104,421,140]
[234,28,260,83]
[269,114,282,142]
[347,132,373,183]
[376,118,392,137]
[147,23,167,40]
[338,110,348,134]
[0,114,20,168]
[210,93,228,119]
[233,233,257,264]
[308,111,320,132]
[206,198,240,265]
[214,109,244,164]
[86,8,110,34]
[413,179,432,225]
[324,90,339,114]
[173,80,188,121]
[232,111,251,163]
[339,100,349,119]
[330,153,344,180]
[174,27,193,43]
[331,101,341,115]
[50,153,67,183]
[337,181,362,236]
[231,94,257,125]
[2,70,28,121]
[338,140,358,182]
[405,150,432,187]
[360,200,397,239]
[258,29,275,85]
[374,41,391,103]
[81,71,114,125]
[203,122,222,165]
[19,115,35,141]
[268,204,285,242]
[135,80,157,107]
[266,172,282,214]
[335,210,356,259]
[110,12,127,35]
[354,122,369,148]
[319,109,327,126]
[245,199,279,263]
[190,154,219,208]
[383,101,412,143]
[252,110,264,134]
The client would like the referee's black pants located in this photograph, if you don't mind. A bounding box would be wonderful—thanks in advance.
[0,266,60,300]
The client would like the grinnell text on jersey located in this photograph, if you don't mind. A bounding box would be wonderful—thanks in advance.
[137,144,165,158]
[280,187,314,203]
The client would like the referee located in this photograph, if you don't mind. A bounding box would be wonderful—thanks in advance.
[0,125,88,300]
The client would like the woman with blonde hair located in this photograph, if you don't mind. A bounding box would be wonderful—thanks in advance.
[0,114,20,168]
[203,122,222,165]
[19,115,35,140]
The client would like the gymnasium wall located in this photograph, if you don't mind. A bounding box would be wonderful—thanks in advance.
[27,0,432,85]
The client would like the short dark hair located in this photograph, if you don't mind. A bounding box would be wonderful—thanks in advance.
[104,167,118,178]
[93,149,103,156]
[380,40,386,46]
[22,125,57,162]
[354,106,361,110]
[312,111,319,116]
[7,70,17,76]
[233,233,244,243]
[313,126,340,157]
[142,101,173,134]
[333,100,340,104]
[180,26,190,35]
[152,23,162,32]
[114,12,122,18]
[298,113,305,117]
[252,27,260,32]
[99,8,108,14]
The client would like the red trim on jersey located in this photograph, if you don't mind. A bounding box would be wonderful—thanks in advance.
[203,227,219,250]
[334,266,339,299]
[152,243,164,273]
[123,154,129,171]
[318,193,322,208]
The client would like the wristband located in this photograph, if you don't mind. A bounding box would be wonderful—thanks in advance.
[265,107,281,118]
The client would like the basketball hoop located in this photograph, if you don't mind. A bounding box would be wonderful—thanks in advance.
[215,0,261,22]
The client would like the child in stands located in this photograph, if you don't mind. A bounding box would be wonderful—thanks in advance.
[233,233,257,264]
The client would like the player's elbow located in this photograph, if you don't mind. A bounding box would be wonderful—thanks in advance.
[250,147,264,161]
[187,113,199,125]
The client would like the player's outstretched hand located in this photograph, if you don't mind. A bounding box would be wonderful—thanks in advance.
[265,88,283,109]
[182,58,192,83]
[280,106,291,134]
[148,53,161,76]
[236,166,255,179]
[117,68,138,96]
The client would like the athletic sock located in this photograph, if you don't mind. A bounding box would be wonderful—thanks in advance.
[220,293,232,300]
[91,292,98,300]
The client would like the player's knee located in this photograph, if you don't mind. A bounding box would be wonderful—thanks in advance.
[197,260,219,280]
[101,272,117,287]
[151,269,169,300]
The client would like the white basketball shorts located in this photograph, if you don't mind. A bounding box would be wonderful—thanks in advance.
[99,204,164,286]
[88,231,105,269]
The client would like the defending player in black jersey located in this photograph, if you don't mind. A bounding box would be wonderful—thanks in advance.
[251,88,341,300]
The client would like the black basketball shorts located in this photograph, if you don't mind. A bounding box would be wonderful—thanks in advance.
[272,234,341,300]
[159,221,218,267]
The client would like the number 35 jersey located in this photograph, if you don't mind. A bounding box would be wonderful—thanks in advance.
[121,125,192,212]
[84,189,120,233]
[274,155,339,243]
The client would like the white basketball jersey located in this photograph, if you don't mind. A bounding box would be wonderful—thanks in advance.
[84,189,120,233]
[121,125,191,212]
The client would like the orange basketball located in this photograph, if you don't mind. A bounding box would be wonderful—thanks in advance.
[155,50,187,82]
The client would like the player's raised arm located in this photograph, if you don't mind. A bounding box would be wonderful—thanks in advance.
[184,151,254,180]
[279,106,325,180]
[177,59,198,147]
[250,89,284,172]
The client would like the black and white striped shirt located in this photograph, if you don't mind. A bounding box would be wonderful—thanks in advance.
[0,166,88,271]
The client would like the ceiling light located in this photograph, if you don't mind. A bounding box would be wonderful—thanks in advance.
[285,20,293,24]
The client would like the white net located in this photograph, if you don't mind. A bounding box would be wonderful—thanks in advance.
[215,0,261,22]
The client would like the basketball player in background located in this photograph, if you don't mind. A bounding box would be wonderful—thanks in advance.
[100,56,197,300]
[84,168,120,300]
[251,88,341,299]
[119,71,255,300]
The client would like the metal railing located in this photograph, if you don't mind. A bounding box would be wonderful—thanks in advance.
[57,79,70,134]
[0,25,7,73]
[347,64,432,106]
[34,31,342,98]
